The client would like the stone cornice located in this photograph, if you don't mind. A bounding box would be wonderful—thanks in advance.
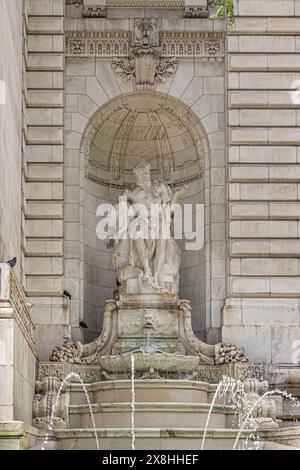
[66,1,209,18]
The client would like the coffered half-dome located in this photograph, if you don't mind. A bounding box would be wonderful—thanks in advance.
[81,92,208,187]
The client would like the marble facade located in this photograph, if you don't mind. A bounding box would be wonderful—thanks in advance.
[1,0,300,451]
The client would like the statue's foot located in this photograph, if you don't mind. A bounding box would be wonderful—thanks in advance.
[143,271,152,283]
[151,278,169,293]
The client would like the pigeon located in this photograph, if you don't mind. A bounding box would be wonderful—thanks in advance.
[26,302,35,309]
[63,290,72,300]
[6,257,17,268]
[79,321,88,329]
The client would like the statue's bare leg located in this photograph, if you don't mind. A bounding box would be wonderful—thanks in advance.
[153,239,167,290]
[134,240,152,280]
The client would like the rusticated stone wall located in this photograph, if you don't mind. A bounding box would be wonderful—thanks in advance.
[24,0,67,359]
[223,0,300,363]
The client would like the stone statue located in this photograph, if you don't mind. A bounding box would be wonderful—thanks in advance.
[49,159,248,367]
[107,160,187,295]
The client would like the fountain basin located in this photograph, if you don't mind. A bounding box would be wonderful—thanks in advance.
[99,352,200,375]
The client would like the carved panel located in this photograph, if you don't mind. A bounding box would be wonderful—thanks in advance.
[66,32,224,62]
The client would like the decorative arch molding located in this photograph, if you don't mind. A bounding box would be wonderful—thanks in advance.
[80,91,210,188]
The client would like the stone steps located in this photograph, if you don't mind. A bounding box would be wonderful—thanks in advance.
[54,428,248,451]
[260,427,300,448]
[68,379,220,406]
[68,402,236,429]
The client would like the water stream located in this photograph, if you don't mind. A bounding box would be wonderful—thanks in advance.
[131,354,136,450]
[41,372,100,451]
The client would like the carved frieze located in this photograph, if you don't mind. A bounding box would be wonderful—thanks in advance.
[66,31,224,62]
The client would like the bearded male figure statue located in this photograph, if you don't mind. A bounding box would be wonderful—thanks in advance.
[50,159,248,365]
[107,159,187,295]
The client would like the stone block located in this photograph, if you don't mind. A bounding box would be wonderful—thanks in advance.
[240,183,297,201]
[26,108,63,126]
[271,278,300,295]
[26,201,63,219]
[25,239,63,256]
[0,320,14,366]
[27,53,64,71]
[27,90,63,107]
[230,128,268,144]
[230,220,298,238]
[28,17,64,34]
[239,36,295,53]
[269,166,300,181]
[96,60,124,99]
[230,202,269,219]
[233,18,267,34]
[222,298,242,326]
[26,276,63,296]
[229,90,268,107]
[222,325,272,363]
[239,72,300,90]
[230,166,269,182]
[26,182,63,200]
[238,146,296,164]
[27,163,63,181]
[229,54,268,71]
[25,257,63,275]
[268,54,300,71]
[86,76,109,107]
[35,325,69,362]
[231,277,270,295]
[0,367,14,419]
[270,239,300,255]
[27,0,64,16]
[25,145,63,163]
[27,126,63,145]
[203,77,224,95]
[230,240,270,256]
[66,76,86,94]
[25,219,63,238]
[237,0,295,16]
[27,71,63,89]
[241,298,299,326]
[239,109,296,127]
[267,91,300,107]
[180,78,204,107]
[27,35,64,53]
[237,258,299,276]
[272,327,300,364]
[269,128,300,144]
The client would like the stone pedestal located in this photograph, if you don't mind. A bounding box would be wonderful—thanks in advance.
[112,293,188,355]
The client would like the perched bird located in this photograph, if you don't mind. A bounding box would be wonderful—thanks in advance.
[26,302,35,309]
[113,288,120,300]
[6,257,17,268]
[63,290,72,300]
[79,321,88,329]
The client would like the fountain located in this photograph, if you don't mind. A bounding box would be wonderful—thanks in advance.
[31,161,299,450]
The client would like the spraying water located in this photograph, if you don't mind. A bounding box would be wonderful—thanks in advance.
[201,376,238,450]
[41,372,100,451]
[131,354,136,450]
[232,389,300,450]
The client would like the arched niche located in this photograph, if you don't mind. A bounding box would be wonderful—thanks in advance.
[79,91,211,342]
